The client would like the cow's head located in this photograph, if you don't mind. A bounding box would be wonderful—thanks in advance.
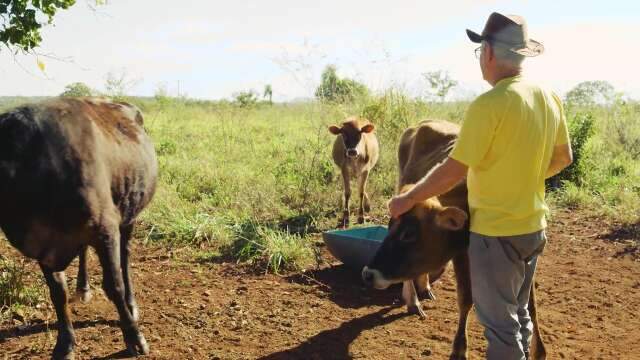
[329,118,375,159]
[362,185,468,289]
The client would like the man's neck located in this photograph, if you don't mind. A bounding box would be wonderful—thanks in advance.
[488,68,521,87]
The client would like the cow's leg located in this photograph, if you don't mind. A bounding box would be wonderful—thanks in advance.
[339,167,351,228]
[402,280,426,319]
[41,266,75,360]
[95,221,149,356]
[414,273,436,300]
[120,223,139,322]
[357,169,370,224]
[73,246,92,303]
[450,252,473,360]
[528,279,546,360]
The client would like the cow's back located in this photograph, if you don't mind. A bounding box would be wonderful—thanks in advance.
[398,119,468,216]
[0,98,157,265]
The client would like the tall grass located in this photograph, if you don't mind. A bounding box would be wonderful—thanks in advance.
[1,94,639,273]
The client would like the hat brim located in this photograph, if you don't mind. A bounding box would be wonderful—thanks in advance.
[466,29,483,43]
[467,29,545,57]
[510,39,544,57]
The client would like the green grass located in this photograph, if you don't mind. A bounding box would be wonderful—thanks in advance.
[1,94,639,275]
[0,256,45,323]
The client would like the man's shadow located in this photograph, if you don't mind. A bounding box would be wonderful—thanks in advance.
[257,307,408,360]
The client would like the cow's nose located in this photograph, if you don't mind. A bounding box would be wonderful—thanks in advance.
[362,268,374,285]
[346,149,358,158]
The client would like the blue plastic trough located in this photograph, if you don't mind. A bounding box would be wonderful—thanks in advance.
[322,225,388,269]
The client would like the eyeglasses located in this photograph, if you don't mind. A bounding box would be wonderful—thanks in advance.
[474,46,482,59]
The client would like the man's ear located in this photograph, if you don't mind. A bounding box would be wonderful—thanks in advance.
[328,125,341,135]
[360,124,375,133]
[435,206,468,231]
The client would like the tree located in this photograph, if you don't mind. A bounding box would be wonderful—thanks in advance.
[423,70,457,102]
[60,82,93,97]
[565,81,615,107]
[233,90,258,108]
[0,0,76,52]
[315,65,369,103]
[104,69,140,100]
[263,84,273,105]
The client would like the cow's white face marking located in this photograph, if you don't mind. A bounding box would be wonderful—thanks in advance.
[362,266,399,290]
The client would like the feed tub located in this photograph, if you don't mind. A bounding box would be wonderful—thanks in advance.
[322,225,388,269]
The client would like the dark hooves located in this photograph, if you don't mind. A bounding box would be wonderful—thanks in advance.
[419,288,436,301]
[52,343,75,360]
[126,333,150,356]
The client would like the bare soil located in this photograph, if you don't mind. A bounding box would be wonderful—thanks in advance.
[1,208,639,359]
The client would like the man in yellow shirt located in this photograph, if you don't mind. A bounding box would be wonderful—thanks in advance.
[388,12,573,360]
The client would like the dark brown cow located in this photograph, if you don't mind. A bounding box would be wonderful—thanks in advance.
[329,117,379,227]
[0,98,157,359]
[362,120,546,360]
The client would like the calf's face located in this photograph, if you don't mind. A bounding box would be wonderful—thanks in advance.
[329,122,374,159]
[362,200,467,289]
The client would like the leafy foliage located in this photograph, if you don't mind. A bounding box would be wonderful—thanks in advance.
[263,84,273,105]
[549,112,595,186]
[315,65,369,103]
[423,70,458,102]
[233,90,259,107]
[59,82,93,97]
[0,0,76,52]
[565,81,615,107]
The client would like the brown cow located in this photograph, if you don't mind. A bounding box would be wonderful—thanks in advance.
[0,97,157,359]
[362,120,545,360]
[329,117,379,227]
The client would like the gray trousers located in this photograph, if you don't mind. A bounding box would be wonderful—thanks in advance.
[469,230,546,360]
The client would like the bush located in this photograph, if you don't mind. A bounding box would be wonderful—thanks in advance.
[0,257,44,322]
[550,112,595,186]
[315,65,369,103]
[230,220,313,274]
[60,82,93,97]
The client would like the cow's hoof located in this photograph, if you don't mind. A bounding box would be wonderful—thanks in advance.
[418,288,436,301]
[357,216,365,224]
[407,304,427,319]
[449,354,467,360]
[72,289,92,304]
[338,218,349,228]
[52,341,75,360]
[125,332,149,356]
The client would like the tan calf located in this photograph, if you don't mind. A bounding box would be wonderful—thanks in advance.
[329,117,379,227]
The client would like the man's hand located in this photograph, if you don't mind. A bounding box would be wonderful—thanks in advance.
[386,157,468,219]
[387,193,415,219]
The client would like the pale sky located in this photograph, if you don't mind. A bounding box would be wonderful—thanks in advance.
[1,0,639,101]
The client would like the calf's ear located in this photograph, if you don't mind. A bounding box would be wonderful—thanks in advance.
[329,125,342,135]
[360,124,375,133]
[435,206,468,231]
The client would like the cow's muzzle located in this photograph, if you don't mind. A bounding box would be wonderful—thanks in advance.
[362,266,393,290]
[346,149,358,158]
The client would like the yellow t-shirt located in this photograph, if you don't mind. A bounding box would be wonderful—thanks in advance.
[450,75,570,236]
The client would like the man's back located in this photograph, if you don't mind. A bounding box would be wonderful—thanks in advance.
[451,75,569,236]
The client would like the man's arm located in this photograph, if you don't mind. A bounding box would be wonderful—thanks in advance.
[545,142,573,179]
[388,157,468,218]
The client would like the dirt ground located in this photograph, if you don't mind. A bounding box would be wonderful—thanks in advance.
[1,208,639,360]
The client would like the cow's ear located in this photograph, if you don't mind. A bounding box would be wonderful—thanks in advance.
[435,207,468,231]
[360,124,375,133]
[329,125,342,135]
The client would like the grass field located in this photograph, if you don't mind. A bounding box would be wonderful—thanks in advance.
[0,93,639,280]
